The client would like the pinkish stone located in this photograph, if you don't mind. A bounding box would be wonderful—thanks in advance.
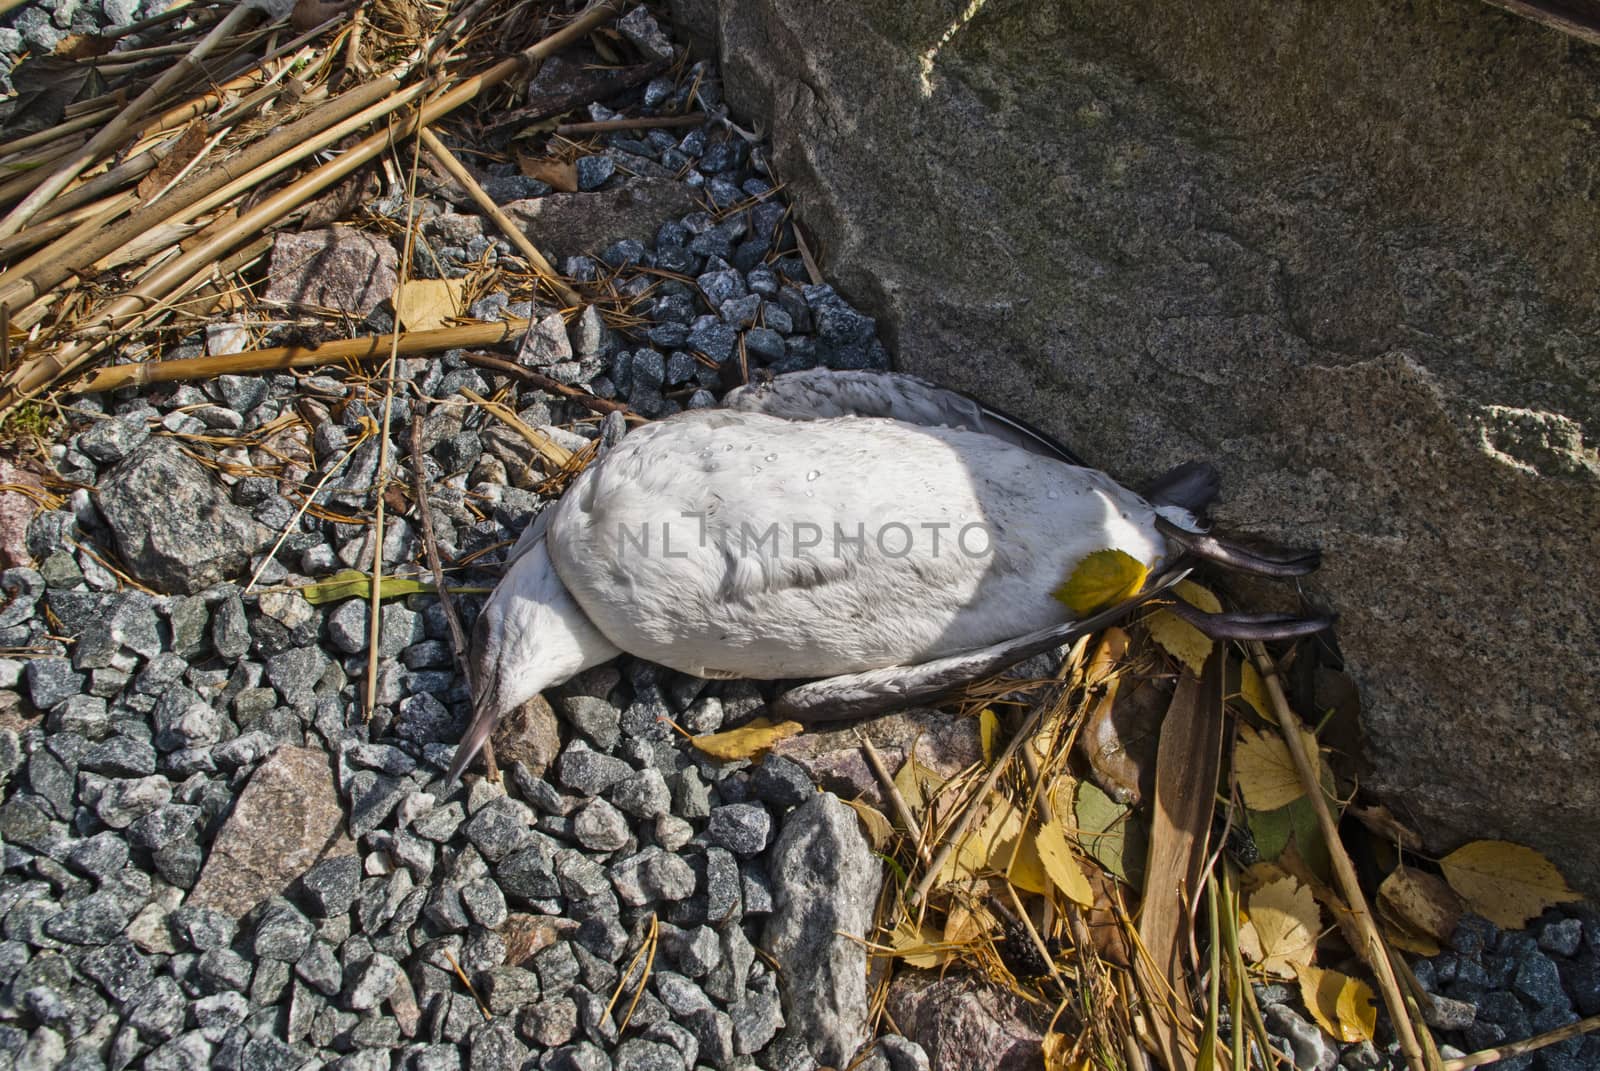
[262,228,398,316]
[0,459,43,569]
[887,969,1046,1071]
[188,746,354,918]
[772,707,981,806]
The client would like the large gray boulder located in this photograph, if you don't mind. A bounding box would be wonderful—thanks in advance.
[677,0,1600,888]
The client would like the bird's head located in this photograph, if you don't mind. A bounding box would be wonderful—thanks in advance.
[446,536,620,782]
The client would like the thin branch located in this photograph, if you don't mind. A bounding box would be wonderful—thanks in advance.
[1246,640,1428,1071]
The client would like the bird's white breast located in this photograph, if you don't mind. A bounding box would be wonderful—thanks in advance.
[545,410,1171,680]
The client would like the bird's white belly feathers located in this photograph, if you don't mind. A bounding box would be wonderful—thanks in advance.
[545,410,1172,679]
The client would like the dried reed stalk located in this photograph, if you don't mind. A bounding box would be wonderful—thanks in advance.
[2,0,625,410]
[0,2,262,239]
[73,318,533,393]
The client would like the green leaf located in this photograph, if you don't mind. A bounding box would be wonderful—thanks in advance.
[1053,548,1150,615]
[1245,795,1330,882]
[297,570,488,605]
[1073,780,1145,886]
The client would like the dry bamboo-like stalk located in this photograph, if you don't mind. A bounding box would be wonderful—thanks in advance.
[1441,1013,1600,1071]
[1246,640,1427,1071]
[0,2,262,239]
[0,111,118,162]
[2,0,626,410]
[417,126,580,308]
[0,74,414,312]
[73,318,533,393]
[460,387,575,468]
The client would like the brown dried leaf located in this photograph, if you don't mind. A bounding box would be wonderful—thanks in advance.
[1378,866,1464,943]
[516,153,579,192]
[394,278,466,332]
[1348,803,1424,852]
[137,122,209,202]
[843,799,893,852]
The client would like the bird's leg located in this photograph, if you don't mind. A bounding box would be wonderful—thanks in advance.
[1156,518,1321,577]
[1159,599,1336,641]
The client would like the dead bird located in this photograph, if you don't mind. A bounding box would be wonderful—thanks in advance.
[448,370,1328,780]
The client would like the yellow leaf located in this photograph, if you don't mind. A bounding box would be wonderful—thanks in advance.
[843,799,893,851]
[1378,866,1464,943]
[1295,964,1377,1043]
[1053,548,1149,615]
[893,756,943,817]
[987,805,1050,895]
[1438,840,1581,929]
[394,277,466,331]
[938,800,1004,886]
[1174,579,1223,614]
[979,708,999,765]
[1235,724,1319,811]
[1243,876,1320,978]
[889,915,949,969]
[1035,818,1094,905]
[688,718,804,763]
[1237,659,1273,720]
[1146,609,1213,673]
[944,900,991,945]
[1041,1033,1091,1071]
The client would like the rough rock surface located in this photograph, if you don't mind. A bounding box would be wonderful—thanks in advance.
[762,791,882,1067]
[887,971,1046,1071]
[675,0,1600,890]
[96,439,267,594]
[261,227,400,316]
[503,179,701,263]
[187,746,353,917]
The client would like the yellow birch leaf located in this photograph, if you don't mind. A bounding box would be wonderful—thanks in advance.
[889,916,949,969]
[1053,548,1149,615]
[987,805,1050,895]
[1174,579,1223,614]
[843,799,893,851]
[1438,840,1581,929]
[1041,1033,1091,1071]
[1034,817,1094,906]
[1235,724,1320,811]
[1146,610,1212,673]
[1145,580,1224,672]
[979,708,999,765]
[393,277,465,331]
[893,756,942,817]
[1237,659,1273,720]
[1244,876,1320,978]
[937,802,1000,885]
[1295,964,1377,1043]
[944,901,991,945]
[1378,866,1464,943]
[688,718,804,763]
